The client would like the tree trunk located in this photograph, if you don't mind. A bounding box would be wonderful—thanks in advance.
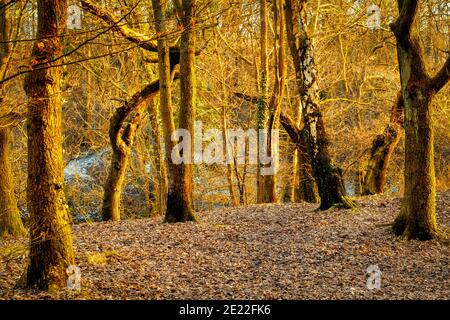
[214,42,239,206]
[21,0,75,290]
[390,0,450,240]
[102,137,130,221]
[0,0,11,104]
[222,105,239,206]
[148,98,167,215]
[151,0,182,221]
[283,144,297,202]
[283,145,318,203]
[263,0,286,203]
[0,2,26,237]
[256,0,269,203]
[102,80,162,221]
[165,0,197,223]
[362,94,403,195]
[284,0,354,210]
[0,116,26,237]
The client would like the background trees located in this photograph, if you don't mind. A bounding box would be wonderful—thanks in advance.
[0,0,447,218]
[0,1,447,295]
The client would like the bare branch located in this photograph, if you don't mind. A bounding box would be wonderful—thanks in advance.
[81,0,177,53]
[429,55,450,93]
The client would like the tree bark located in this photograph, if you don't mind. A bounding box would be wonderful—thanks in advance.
[0,0,11,104]
[0,114,26,237]
[263,0,286,203]
[390,0,450,240]
[295,147,318,203]
[148,97,167,215]
[165,0,197,222]
[102,80,162,221]
[362,94,403,195]
[0,2,26,237]
[22,0,75,290]
[284,0,354,210]
[257,0,269,203]
[283,143,297,202]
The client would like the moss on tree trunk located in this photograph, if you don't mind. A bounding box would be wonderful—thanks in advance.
[0,124,26,237]
[362,125,401,195]
[102,81,161,221]
[165,0,198,223]
[390,0,450,240]
[392,90,438,240]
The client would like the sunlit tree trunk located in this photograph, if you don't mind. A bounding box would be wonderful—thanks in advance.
[0,114,26,237]
[151,0,186,221]
[391,0,450,240]
[22,0,74,290]
[0,3,26,237]
[165,0,197,222]
[263,0,286,203]
[148,98,167,215]
[257,0,269,203]
[283,144,297,202]
[284,0,354,210]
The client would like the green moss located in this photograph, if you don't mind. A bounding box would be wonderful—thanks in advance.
[86,250,119,265]
[0,244,28,258]
[328,196,357,211]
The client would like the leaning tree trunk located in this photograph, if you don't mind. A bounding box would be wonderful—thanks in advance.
[21,0,75,290]
[165,0,197,222]
[102,80,162,221]
[102,114,138,222]
[284,0,354,210]
[390,0,450,240]
[362,94,403,195]
[0,114,26,237]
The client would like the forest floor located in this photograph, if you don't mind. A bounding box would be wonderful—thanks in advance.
[0,192,449,300]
